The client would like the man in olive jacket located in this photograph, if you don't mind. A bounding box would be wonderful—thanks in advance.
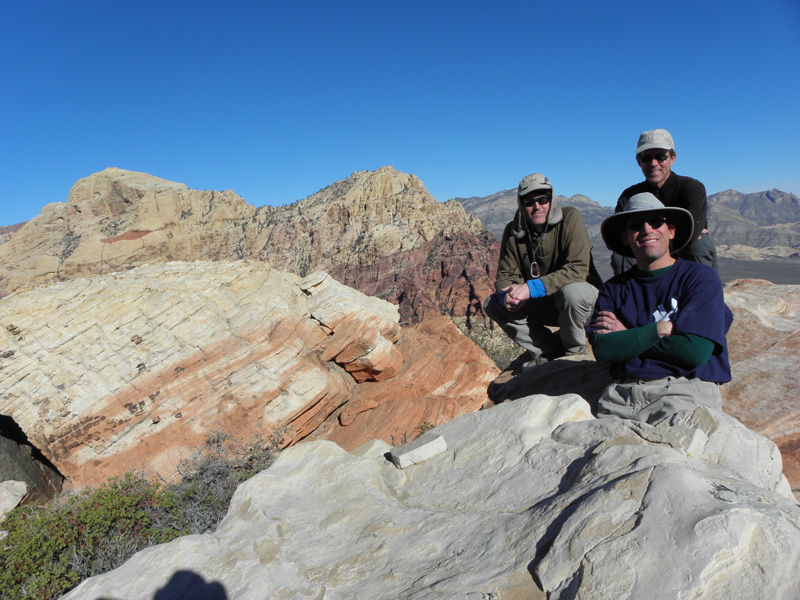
[484,173,602,370]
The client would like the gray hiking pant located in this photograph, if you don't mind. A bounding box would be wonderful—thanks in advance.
[483,282,598,357]
[596,376,723,423]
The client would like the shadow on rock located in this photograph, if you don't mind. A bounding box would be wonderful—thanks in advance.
[153,570,227,600]
[485,358,612,414]
[95,571,228,600]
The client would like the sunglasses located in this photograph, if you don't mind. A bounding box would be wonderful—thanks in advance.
[638,151,671,163]
[626,215,668,231]
[520,193,551,207]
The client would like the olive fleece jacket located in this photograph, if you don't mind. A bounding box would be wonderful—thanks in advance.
[494,197,602,295]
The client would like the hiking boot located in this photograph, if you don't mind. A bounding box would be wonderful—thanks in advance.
[518,345,587,371]
[507,350,534,372]
[518,355,551,372]
[565,345,587,357]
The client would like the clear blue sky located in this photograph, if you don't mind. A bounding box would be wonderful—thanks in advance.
[2,0,799,226]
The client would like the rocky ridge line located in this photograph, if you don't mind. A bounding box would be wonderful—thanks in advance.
[0,167,498,323]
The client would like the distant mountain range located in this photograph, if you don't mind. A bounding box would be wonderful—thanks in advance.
[2,169,798,312]
[456,187,800,266]
[458,191,609,244]
[707,189,800,249]
[5,178,799,256]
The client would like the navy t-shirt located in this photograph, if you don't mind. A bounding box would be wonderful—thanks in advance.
[593,260,732,382]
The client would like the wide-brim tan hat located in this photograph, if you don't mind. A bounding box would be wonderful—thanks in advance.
[601,193,694,258]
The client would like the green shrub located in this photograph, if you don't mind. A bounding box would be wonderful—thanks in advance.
[0,472,184,600]
[0,429,283,600]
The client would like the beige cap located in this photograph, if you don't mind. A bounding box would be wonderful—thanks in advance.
[636,129,675,155]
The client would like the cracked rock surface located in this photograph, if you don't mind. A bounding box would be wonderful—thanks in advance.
[0,261,497,489]
[61,397,800,600]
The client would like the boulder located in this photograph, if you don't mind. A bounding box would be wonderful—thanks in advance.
[60,396,800,599]
[0,480,28,522]
[721,279,800,495]
[0,420,62,505]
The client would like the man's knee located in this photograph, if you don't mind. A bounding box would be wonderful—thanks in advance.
[596,383,636,419]
[483,293,496,314]
[556,283,598,313]
[602,378,722,424]
[483,294,500,321]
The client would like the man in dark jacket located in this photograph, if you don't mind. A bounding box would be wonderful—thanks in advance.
[484,173,602,370]
[611,129,717,275]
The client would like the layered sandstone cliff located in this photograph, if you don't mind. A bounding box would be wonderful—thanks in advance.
[0,261,498,491]
[0,167,498,323]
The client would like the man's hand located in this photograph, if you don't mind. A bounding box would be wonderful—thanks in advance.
[656,320,674,337]
[591,310,626,334]
[501,283,531,312]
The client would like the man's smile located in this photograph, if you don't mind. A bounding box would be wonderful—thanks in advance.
[637,235,660,245]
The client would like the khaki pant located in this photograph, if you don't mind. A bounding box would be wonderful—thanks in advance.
[483,282,598,357]
[597,376,723,423]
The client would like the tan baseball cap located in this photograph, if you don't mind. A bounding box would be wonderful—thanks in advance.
[517,173,552,198]
[636,129,675,155]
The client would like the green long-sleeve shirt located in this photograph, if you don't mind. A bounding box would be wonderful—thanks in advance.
[590,322,715,367]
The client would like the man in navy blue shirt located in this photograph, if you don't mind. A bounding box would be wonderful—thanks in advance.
[589,193,732,422]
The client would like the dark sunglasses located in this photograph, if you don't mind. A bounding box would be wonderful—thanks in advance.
[626,215,668,231]
[638,151,671,163]
[520,193,552,207]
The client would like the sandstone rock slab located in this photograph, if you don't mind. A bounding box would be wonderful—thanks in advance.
[0,261,497,491]
[721,279,800,496]
[304,315,498,452]
[60,397,800,600]
[389,433,447,468]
